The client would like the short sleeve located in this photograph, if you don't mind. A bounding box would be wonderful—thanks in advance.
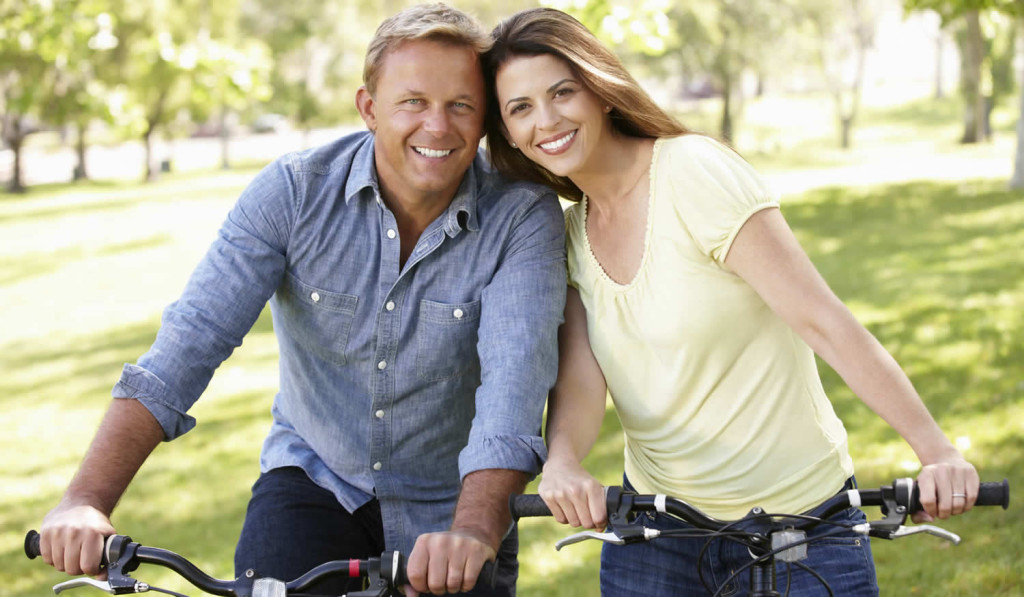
[661,135,779,264]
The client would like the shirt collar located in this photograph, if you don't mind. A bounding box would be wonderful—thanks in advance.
[343,134,481,236]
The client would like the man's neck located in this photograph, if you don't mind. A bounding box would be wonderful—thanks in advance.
[377,182,455,268]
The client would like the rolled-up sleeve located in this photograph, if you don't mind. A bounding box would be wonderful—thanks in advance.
[458,187,566,478]
[112,157,296,440]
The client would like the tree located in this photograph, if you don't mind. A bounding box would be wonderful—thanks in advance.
[41,6,118,182]
[802,0,881,149]
[1,0,68,192]
[907,0,1024,187]
[664,0,797,143]
[241,0,373,145]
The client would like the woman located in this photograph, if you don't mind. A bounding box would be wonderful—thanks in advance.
[482,8,979,597]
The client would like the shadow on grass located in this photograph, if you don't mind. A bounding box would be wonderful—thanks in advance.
[0,234,174,286]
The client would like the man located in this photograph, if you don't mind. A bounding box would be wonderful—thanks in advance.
[37,5,566,596]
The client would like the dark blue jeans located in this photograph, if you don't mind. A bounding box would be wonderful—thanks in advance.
[600,477,879,597]
[234,467,518,596]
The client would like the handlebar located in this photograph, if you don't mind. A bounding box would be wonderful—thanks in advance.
[511,478,1010,540]
[25,531,497,597]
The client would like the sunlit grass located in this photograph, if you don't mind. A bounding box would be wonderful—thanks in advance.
[4,94,1022,596]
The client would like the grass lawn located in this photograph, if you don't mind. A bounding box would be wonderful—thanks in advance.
[3,94,1022,596]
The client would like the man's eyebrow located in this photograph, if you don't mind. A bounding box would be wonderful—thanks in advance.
[398,90,478,103]
[504,78,576,110]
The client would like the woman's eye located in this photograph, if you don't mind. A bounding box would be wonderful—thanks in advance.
[555,87,574,97]
[509,103,528,115]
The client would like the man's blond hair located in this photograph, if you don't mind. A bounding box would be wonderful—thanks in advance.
[363,3,492,95]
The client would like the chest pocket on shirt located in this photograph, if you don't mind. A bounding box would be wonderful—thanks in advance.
[276,272,359,366]
[416,299,482,382]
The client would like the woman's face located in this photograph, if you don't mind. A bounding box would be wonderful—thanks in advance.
[495,53,611,179]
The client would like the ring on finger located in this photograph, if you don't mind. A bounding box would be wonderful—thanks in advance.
[951,492,966,498]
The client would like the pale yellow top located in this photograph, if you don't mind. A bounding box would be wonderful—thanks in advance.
[565,135,854,519]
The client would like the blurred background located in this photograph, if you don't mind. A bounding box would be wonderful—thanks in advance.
[3,0,1022,596]
[1,0,1022,190]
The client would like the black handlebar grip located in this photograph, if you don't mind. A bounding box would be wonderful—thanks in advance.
[478,560,498,588]
[910,479,1011,512]
[509,494,551,519]
[976,479,1010,509]
[391,554,498,590]
[25,530,41,559]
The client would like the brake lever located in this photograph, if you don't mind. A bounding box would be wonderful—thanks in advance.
[554,527,661,551]
[853,521,961,545]
[52,578,119,595]
[555,530,624,550]
[891,524,961,545]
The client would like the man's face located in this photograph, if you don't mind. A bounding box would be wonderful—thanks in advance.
[357,40,485,208]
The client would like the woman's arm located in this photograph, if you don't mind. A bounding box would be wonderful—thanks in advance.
[724,207,978,521]
[539,286,611,529]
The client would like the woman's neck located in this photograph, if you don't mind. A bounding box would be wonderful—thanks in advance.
[571,134,654,210]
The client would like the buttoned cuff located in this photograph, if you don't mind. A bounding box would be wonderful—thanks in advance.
[458,434,548,481]
[111,364,196,440]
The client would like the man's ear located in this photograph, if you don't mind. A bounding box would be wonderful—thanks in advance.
[355,86,376,132]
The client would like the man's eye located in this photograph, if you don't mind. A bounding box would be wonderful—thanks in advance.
[405,98,422,105]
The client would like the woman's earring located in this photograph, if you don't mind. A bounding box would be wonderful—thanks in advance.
[604,105,612,113]
[510,142,517,148]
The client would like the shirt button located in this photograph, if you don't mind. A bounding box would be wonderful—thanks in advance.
[375,409,385,419]
[373,462,382,471]
[310,292,320,303]
[385,301,395,311]
[386,229,396,239]
[377,360,387,370]
[453,308,464,319]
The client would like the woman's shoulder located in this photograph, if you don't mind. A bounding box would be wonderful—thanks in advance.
[656,134,741,172]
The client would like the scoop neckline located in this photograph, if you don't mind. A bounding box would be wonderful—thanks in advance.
[579,137,663,292]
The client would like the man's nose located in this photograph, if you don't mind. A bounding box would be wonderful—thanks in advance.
[423,107,452,136]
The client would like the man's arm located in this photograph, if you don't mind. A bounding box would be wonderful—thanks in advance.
[39,158,296,578]
[40,399,164,576]
[407,186,567,596]
[405,469,527,595]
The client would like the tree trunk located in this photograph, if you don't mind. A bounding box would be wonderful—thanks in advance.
[935,32,945,99]
[143,126,158,182]
[4,115,26,193]
[960,10,986,144]
[720,76,733,143]
[7,138,25,193]
[219,104,231,170]
[73,121,89,181]
[1010,18,1024,190]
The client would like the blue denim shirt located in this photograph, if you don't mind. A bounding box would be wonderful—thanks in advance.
[111,131,566,554]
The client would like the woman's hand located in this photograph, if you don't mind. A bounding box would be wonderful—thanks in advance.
[538,458,607,530]
[912,452,979,523]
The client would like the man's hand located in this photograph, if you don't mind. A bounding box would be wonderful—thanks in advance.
[404,529,496,596]
[40,501,116,577]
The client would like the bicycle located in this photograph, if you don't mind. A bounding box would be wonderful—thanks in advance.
[24,531,497,597]
[509,478,1010,597]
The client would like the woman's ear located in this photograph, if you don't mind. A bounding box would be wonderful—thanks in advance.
[501,124,517,149]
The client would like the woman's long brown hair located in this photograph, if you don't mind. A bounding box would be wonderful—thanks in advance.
[483,7,691,201]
